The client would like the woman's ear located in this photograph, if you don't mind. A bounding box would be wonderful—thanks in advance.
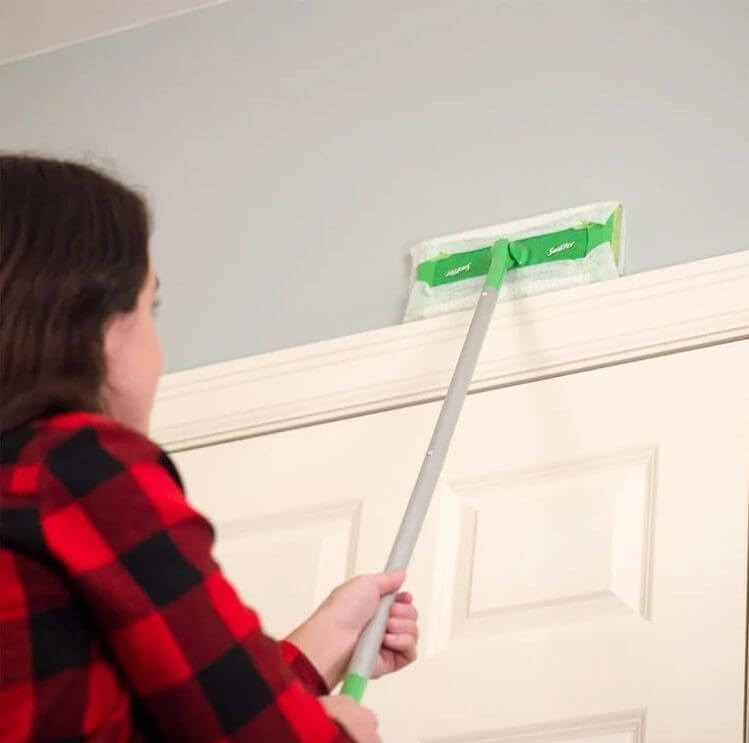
[102,313,127,371]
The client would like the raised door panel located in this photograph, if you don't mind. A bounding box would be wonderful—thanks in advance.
[174,340,749,742]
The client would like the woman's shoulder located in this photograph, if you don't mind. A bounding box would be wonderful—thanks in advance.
[6,410,161,459]
[2,411,183,498]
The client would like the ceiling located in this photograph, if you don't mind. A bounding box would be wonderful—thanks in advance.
[0,0,229,65]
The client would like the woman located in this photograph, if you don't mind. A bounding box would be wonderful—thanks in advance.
[0,155,418,743]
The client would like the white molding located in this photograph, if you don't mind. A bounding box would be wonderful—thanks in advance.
[152,251,749,451]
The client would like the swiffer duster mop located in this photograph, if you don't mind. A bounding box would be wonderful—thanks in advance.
[341,201,623,702]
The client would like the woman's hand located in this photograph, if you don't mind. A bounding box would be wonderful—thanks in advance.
[322,570,419,680]
[286,570,418,689]
[320,696,381,743]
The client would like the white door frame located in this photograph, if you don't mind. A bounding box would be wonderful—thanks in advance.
[152,250,749,451]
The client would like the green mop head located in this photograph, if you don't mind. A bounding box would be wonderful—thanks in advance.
[404,201,624,321]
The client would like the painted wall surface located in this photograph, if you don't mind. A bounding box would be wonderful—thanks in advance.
[1,0,747,371]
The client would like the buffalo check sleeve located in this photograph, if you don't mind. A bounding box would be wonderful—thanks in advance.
[37,415,354,743]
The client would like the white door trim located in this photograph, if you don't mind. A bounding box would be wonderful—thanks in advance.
[152,251,749,451]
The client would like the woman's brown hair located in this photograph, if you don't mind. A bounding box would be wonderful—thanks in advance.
[1,155,151,432]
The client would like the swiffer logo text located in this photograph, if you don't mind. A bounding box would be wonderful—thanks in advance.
[548,241,575,256]
[445,263,471,277]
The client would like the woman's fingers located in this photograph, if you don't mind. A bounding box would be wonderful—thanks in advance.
[389,600,418,620]
[383,633,418,662]
[386,617,418,638]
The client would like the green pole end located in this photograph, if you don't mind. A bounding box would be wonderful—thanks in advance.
[485,238,515,290]
[341,673,368,702]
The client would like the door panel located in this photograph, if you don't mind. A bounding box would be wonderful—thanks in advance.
[174,340,749,742]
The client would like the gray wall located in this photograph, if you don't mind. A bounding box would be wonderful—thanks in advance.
[2,0,747,372]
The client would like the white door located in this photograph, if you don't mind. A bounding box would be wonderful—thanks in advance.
[173,340,749,743]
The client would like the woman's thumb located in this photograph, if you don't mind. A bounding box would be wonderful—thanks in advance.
[375,569,406,595]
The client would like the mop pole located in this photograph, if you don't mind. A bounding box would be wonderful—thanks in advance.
[341,239,524,701]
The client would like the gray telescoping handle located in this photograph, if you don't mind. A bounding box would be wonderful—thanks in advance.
[342,284,501,697]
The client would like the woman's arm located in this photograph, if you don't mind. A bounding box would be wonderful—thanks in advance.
[38,417,358,743]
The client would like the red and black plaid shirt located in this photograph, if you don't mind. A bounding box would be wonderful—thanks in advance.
[0,412,355,743]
